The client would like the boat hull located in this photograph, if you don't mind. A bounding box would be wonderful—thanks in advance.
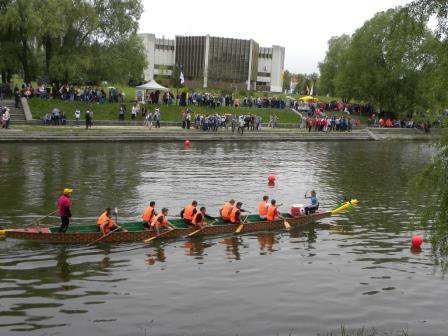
[5,211,331,244]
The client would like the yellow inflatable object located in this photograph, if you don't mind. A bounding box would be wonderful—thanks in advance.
[331,199,359,215]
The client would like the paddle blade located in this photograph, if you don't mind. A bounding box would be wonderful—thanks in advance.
[187,229,202,237]
[144,235,158,243]
[235,224,244,233]
[284,220,291,230]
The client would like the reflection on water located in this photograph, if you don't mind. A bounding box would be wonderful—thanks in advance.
[1,141,447,336]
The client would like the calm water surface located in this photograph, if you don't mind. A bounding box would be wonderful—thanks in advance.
[0,141,445,336]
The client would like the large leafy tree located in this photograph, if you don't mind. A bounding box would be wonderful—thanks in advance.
[334,8,437,116]
[318,34,351,97]
[408,0,448,261]
[0,0,145,84]
[1,0,41,83]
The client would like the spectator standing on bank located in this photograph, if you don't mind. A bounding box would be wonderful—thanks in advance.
[118,104,126,120]
[131,103,138,120]
[14,90,20,108]
[74,108,81,126]
[144,110,153,129]
[52,108,60,126]
[154,108,161,128]
[2,107,10,129]
[85,109,93,129]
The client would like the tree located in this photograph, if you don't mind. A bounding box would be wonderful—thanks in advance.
[333,7,438,115]
[0,0,146,84]
[282,70,291,92]
[1,0,41,83]
[408,0,448,262]
[318,34,351,97]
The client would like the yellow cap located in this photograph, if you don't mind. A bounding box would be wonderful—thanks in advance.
[63,188,73,194]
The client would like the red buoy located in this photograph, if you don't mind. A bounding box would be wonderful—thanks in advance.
[268,175,276,183]
[184,139,191,146]
[411,235,423,248]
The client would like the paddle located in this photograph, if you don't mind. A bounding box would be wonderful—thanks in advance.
[235,212,251,233]
[33,210,58,226]
[144,228,175,243]
[87,226,121,246]
[88,208,126,246]
[278,215,291,230]
[186,219,218,238]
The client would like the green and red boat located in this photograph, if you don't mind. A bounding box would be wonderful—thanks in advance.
[3,200,358,244]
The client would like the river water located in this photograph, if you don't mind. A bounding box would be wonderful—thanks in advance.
[0,141,445,336]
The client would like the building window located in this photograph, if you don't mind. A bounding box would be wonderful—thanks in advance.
[155,44,175,51]
[154,65,174,70]
[257,72,271,77]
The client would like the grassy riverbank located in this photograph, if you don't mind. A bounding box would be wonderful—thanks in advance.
[28,99,300,123]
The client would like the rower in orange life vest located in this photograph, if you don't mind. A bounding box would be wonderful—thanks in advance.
[191,207,214,228]
[220,199,235,221]
[230,202,248,224]
[97,208,118,234]
[151,207,175,235]
[142,201,156,230]
[258,195,269,220]
[266,199,280,221]
[180,200,198,223]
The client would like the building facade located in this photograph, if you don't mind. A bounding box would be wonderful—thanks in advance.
[139,33,285,92]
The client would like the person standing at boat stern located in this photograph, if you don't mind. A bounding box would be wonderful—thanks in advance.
[142,201,157,229]
[57,188,73,233]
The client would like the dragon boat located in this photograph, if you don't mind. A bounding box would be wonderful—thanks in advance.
[3,200,358,244]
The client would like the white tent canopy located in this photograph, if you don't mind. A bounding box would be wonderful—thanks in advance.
[135,79,169,92]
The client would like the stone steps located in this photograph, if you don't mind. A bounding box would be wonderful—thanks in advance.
[0,99,26,121]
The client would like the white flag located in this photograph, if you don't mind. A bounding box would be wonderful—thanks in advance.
[180,71,185,85]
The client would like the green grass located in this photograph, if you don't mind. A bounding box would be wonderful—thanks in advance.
[28,99,300,123]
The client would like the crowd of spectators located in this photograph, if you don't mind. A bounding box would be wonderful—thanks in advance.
[179,108,267,133]
[293,100,375,117]
[367,115,433,132]
[9,82,127,104]
[303,116,358,132]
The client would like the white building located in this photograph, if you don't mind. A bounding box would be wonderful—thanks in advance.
[139,33,285,93]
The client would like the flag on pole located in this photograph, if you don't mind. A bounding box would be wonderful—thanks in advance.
[179,71,185,85]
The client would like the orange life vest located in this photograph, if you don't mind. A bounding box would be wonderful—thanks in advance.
[258,201,268,216]
[230,207,240,224]
[183,205,196,220]
[266,205,278,221]
[142,206,155,222]
[97,211,114,227]
[191,211,204,226]
[221,202,233,220]
[151,213,168,227]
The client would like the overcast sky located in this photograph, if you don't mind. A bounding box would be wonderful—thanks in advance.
[139,0,414,74]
